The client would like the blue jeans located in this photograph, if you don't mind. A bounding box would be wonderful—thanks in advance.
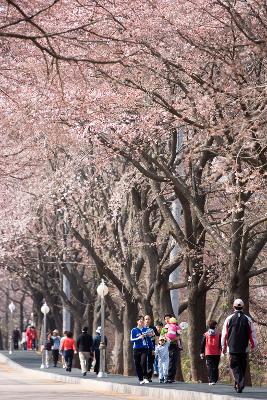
[153,354,159,374]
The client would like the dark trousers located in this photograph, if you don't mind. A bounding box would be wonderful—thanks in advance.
[230,353,247,389]
[167,344,179,381]
[52,349,59,366]
[206,355,220,383]
[133,348,148,381]
[147,349,155,380]
[64,349,74,371]
[13,340,19,350]
[94,349,100,374]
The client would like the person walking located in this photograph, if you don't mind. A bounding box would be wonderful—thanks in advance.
[221,299,257,393]
[144,315,159,382]
[31,326,37,350]
[26,325,32,350]
[93,326,107,375]
[20,331,27,350]
[51,329,61,367]
[161,314,181,383]
[59,331,68,368]
[12,328,21,350]
[155,336,170,383]
[44,331,54,368]
[130,316,149,385]
[60,331,77,372]
[200,320,221,385]
[77,327,94,376]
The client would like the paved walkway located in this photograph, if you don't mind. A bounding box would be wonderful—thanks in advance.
[0,362,139,400]
[0,351,266,400]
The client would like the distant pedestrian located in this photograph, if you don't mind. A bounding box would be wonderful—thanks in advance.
[31,326,37,350]
[93,326,107,375]
[45,331,54,368]
[20,331,27,350]
[77,326,94,376]
[221,299,257,393]
[130,316,149,385]
[200,320,221,385]
[60,331,68,368]
[26,325,32,350]
[60,331,77,372]
[12,328,21,350]
[155,336,170,383]
[51,329,61,367]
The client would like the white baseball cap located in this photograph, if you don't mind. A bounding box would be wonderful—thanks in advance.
[96,326,101,333]
[233,299,244,308]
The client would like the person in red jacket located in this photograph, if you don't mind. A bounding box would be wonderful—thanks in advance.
[26,325,33,350]
[60,331,77,372]
[200,320,221,385]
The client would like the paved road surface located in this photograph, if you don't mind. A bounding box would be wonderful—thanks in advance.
[0,363,140,400]
[1,351,267,400]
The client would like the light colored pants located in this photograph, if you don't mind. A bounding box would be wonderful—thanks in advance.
[79,351,91,373]
[158,359,169,380]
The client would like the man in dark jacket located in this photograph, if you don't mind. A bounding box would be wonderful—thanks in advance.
[221,299,257,393]
[77,327,94,376]
[12,328,21,350]
[93,326,107,375]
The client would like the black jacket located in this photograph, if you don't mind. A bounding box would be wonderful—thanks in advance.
[77,332,93,352]
[221,311,256,353]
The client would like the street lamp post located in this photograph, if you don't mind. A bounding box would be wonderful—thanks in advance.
[40,302,50,369]
[8,302,16,355]
[96,279,108,378]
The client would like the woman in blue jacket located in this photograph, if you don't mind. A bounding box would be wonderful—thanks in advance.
[130,316,149,384]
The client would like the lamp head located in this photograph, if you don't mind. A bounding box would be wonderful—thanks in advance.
[9,302,15,313]
[96,279,108,297]
[41,302,50,315]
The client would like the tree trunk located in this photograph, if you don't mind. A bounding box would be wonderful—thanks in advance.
[158,281,173,318]
[123,301,138,376]
[175,350,184,382]
[72,318,82,369]
[112,330,124,374]
[187,288,208,382]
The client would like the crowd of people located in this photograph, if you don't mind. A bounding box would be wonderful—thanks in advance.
[12,325,38,351]
[11,298,256,394]
[130,314,183,385]
[130,299,257,394]
[42,326,106,376]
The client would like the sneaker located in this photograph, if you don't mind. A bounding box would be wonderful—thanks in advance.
[165,380,172,384]
[82,372,87,376]
[140,380,145,385]
[159,378,164,383]
[148,379,152,383]
[143,379,149,384]
[210,382,216,386]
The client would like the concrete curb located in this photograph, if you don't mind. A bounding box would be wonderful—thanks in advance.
[0,353,256,400]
